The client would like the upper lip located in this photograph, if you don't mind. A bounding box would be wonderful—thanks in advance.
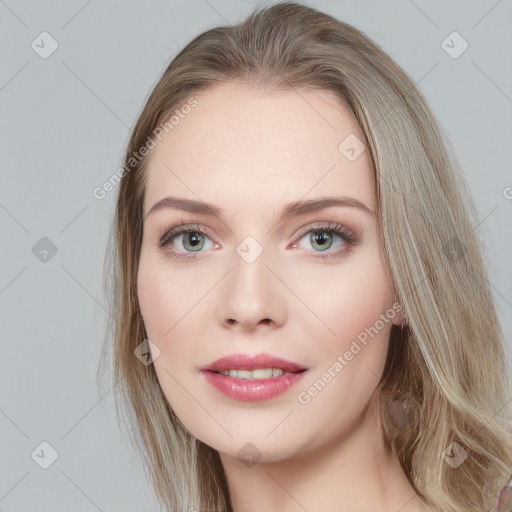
[201,353,308,373]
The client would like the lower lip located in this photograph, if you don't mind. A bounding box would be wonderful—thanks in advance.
[201,370,306,402]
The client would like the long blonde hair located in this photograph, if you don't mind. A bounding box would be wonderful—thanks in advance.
[98,2,512,511]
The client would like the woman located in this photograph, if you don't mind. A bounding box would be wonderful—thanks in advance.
[98,2,512,511]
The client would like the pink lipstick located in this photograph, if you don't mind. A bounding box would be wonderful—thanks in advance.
[200,353,308,402]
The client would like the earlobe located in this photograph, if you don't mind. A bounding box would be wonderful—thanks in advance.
[391,302,407,327]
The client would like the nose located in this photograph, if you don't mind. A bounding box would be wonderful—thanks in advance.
[215,246,287,332]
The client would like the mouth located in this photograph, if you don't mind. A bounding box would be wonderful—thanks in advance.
[200,354,308,402]
[201,352,308,374]
[200,353,308,402]
[210,367,306,379]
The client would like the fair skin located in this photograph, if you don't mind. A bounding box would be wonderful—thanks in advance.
[137,82,425,511]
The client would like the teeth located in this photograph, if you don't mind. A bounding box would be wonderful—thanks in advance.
[218,368,286,379]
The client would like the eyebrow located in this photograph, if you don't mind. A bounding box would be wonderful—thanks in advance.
[145,195,375,221]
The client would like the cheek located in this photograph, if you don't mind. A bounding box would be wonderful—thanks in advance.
[137,254,192,371]
[335,269,392,345]
[137,249,197,340]
[137,259,199,414]
[137,261,170,339]
[289,251,394,409]
[290,254,393,346]
[275,254,395,454]
[137,251,218,381]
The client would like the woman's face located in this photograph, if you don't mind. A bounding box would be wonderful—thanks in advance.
[137,82,400,462]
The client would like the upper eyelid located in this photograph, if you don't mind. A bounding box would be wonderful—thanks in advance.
[159,223,218,246]
[294,221,352,237]
[160,220,353,247]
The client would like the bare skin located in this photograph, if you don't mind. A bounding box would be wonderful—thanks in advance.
[137,82,425,511]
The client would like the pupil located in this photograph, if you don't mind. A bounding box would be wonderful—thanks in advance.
[312,232,332,251]
[185,232,203,251]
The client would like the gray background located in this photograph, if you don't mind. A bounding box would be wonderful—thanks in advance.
[1,1,511,510]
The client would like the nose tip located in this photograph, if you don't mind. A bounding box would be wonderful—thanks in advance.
[217,254,287,331]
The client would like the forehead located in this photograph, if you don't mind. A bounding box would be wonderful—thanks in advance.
[143,82,375,216]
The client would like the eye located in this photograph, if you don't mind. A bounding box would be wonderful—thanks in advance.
[158,221,218,259]
[291,222,357,259]
[157,219,358,261]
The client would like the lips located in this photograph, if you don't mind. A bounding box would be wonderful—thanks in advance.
[202,370,306,401]
[201,353,308,374]
[201,353,308,401]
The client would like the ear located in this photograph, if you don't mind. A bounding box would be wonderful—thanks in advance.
[392,307,406,327]
[390,298,407,327]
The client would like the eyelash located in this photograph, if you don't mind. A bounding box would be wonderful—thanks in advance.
[157,216,358,261]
